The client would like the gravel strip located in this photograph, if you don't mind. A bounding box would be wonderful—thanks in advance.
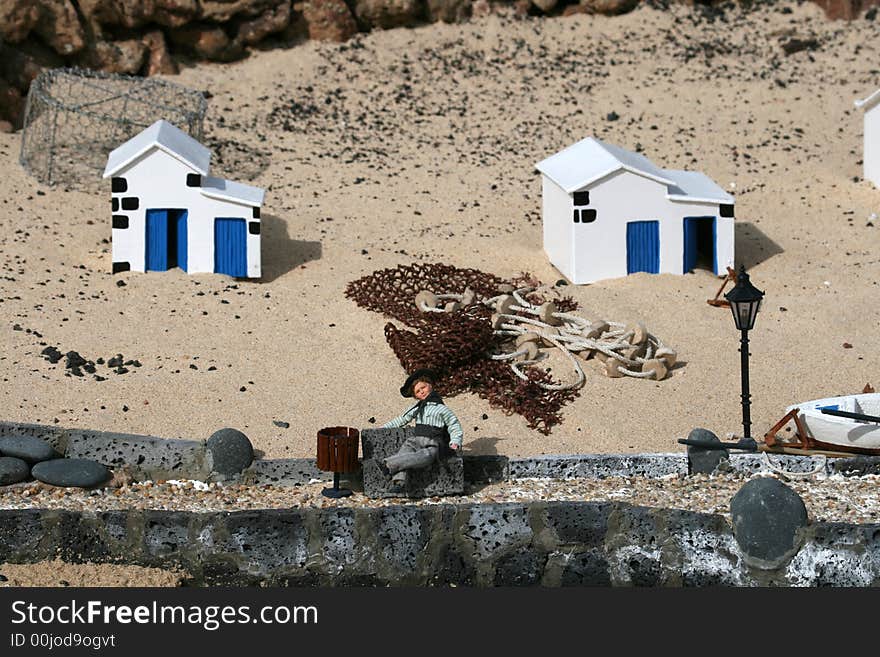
[2,473,878,524]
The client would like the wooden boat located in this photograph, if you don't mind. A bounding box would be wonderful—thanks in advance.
[764,393,880,456]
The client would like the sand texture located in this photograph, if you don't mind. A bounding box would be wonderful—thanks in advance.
[0,559,184,587]
[2,3,880,461]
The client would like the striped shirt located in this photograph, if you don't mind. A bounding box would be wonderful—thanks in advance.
[383,401,464,447]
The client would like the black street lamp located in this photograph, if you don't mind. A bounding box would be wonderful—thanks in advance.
[678,265,764,452]
[724,265,764,450]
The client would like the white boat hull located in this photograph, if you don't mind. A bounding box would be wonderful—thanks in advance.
[786,393,880,454]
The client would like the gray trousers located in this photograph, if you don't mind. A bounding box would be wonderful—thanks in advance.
[384,436,441,483]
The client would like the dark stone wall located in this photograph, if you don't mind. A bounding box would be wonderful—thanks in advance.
[1,502,878,586]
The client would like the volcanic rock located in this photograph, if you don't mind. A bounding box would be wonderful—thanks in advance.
[202,0,281,22]
[580,0,639,16]
[301,0,359,42]
[234,0,292,46]
[80,37,151,75]
[31,458,111,488]
[33,0,88,56]
[169,22,244,61]
[730,477,809,569]
[354,0,424,29]
[207,428,254,476]
[426,0,471,22]
[685,428,728,475]
[0,0,41,43]
[76,0,198,31]
[0,435,59,464]
[0,456,29,485]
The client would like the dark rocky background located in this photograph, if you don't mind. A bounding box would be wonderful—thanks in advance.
[0,0,877,131]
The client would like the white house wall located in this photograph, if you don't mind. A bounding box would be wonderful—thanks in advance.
[566,170,733,284]
[111,149,261,277]
[541,175,574,280]
[865,106,880,188]
[570,170,668,284]
[669,198,734,276]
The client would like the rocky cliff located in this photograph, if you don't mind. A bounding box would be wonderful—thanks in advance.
[0,0,877,130]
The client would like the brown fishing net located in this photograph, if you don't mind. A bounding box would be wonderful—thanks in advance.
[345,262,580,434]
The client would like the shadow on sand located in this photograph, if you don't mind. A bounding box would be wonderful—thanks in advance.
[734,221,784,270]
[463,435,503,457]
[260,214,322,283]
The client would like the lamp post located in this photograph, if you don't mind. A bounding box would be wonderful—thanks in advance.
[724,265,764,451]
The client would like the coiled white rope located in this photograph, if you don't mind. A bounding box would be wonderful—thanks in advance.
[415,285,676,391]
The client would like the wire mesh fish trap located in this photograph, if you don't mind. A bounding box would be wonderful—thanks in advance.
[19,68,208,189]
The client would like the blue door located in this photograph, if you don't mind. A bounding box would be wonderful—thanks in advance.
[146,209,188,271]
[145,209,187,271]
[146,209,169,271]
[683,216,716,274]
[174,210,188,272]
[626,220,660,274]
[214,218,247,277]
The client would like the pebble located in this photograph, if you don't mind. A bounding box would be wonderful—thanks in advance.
[207,428,254,476]
[0,436,59,464]
[0,473,877,526]
[686,428,728,474]
[31,459,111,488]
[0,457,30,485]
[731,478,808,568]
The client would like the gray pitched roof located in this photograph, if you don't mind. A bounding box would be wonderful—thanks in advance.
[664,170,733,204]
[103,119,211,178]
[201,175,265,207]
[536,137,732,205]
[535,136,674,193]
[855,88,880,112]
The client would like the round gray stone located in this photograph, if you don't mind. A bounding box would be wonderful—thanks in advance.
[686,428,729,475]
[0,435,59,464]
[730,477,808,569]
[207,428,254,476]
[0,457,30,485]
[31,458,111,488]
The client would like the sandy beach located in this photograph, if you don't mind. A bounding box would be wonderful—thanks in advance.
[2,1,880,464]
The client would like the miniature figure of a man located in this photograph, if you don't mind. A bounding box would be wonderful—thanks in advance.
[380,368,463,494]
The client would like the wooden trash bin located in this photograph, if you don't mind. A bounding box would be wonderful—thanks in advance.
[316,426,359,497]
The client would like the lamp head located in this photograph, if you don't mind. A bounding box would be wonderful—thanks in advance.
[725,265,764,331]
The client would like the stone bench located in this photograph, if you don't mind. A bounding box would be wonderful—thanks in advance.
[361,427,464,499]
